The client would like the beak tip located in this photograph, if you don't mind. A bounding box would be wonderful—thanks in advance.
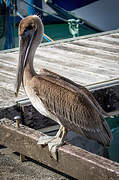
[14,83,19,97]
[14,88,19,97]
[15,93,18,97]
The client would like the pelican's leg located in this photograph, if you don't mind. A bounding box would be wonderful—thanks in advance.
[56,125,67,140]
[48,125,67,160]
[37,125,67,160]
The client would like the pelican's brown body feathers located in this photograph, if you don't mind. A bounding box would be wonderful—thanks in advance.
[15,15,112,149]
[24,67,112,147]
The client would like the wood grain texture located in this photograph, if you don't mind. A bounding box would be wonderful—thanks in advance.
[0,29,119,94]
[0,118,119,180]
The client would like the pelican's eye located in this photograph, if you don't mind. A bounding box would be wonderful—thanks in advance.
[24,25,33,33]
[22,25,34,38]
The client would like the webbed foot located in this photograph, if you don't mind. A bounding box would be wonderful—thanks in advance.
[37,125,67,160]
[48,136,64,160]
[37,135,55,145]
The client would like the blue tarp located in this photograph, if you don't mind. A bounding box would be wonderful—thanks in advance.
[51,0,98,11]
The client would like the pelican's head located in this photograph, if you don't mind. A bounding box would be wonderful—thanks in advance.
[15,15,44,97]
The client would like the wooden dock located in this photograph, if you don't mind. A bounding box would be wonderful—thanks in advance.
[1,29,119,95]
[0,29,119,179]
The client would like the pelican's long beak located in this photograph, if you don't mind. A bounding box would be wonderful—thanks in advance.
[15,29,35,97]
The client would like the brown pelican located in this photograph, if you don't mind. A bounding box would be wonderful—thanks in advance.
[15,15,112,159]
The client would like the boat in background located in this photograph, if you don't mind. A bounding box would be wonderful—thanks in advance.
[50,0,119,31]
[1,0,119,50]
[0,0,99,50]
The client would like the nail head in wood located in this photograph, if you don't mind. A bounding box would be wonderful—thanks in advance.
[14,115,21,128]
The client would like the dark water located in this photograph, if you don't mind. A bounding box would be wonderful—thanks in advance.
[44,23,97,41]
[106,116,119,162]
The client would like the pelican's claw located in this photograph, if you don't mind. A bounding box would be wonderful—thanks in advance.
[48,137,63,160]
[37,135,64,160]
[37,126,66,160]
[37,135,55,145]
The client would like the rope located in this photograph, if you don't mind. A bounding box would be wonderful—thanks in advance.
[23,0,68,23]
[43,33,54,42]
[16,11,54,42]
[16,11,24,19]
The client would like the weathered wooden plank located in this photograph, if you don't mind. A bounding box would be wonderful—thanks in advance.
[0,59,17,67]
[1,29,119,88]
[35,54,112,77]
[36,46,119,69]
[2,47,113,86]
[52,43,119,61]
[110,33,119,38]
[0,69,16,77]
[31,46,119,84]
[72,39,119,53]
[88,36,119,46]
[0,118,119,180]
[101,35,119,43]
[37,46,119,68]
